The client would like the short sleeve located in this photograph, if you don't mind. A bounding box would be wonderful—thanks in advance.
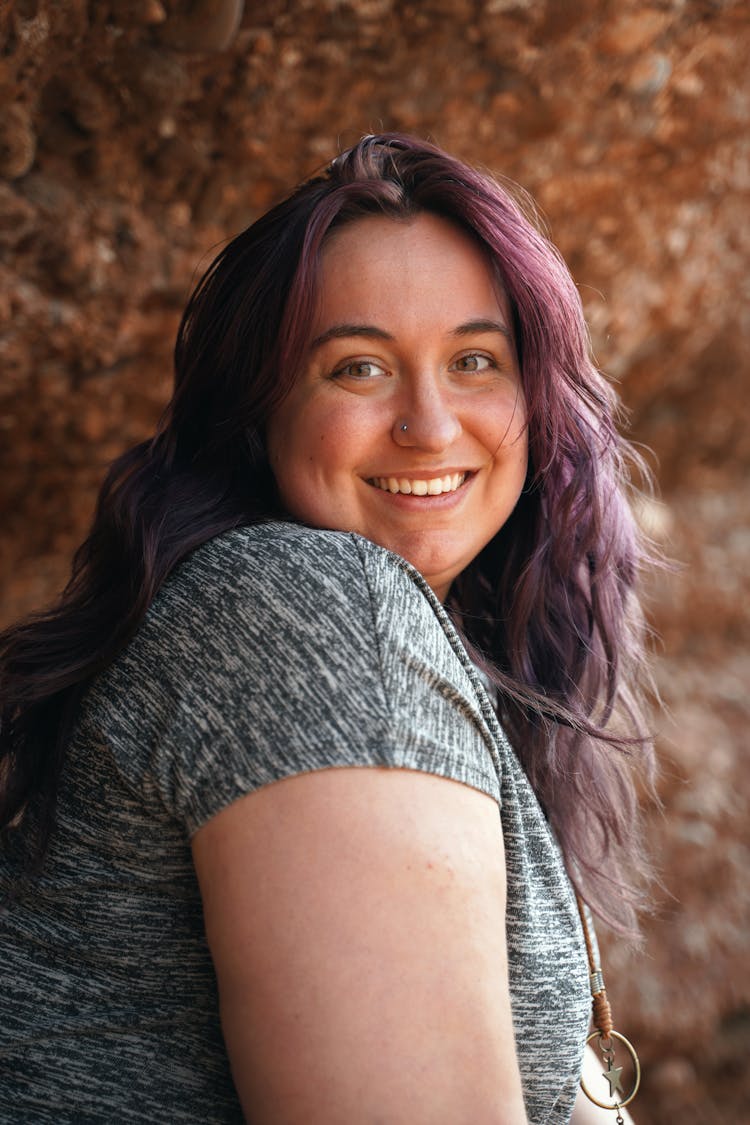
[91,523,503,835]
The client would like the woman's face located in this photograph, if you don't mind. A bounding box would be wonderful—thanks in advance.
[266,212,528,601]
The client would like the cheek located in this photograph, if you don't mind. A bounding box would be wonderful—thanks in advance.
[266,414,305,510]
[267,410,316,471]
[505,383,528,436]
[508,425,529,483]
[481,394,528,462]
[267,412,343,516]
[268,396,379,505]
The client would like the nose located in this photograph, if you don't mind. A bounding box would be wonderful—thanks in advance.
[392,383,462,452]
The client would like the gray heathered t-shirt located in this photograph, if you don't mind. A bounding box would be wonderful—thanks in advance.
[0,521,590,1123]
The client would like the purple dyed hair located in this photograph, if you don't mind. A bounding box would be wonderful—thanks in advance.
[0,134,656,931]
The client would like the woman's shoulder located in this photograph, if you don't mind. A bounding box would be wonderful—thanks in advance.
[179,518,352,573]
[164,520,429,622]
[190,519,409,575]
[83,520,504,832]
[156,522,486,732]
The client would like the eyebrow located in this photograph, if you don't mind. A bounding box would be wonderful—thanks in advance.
[310,318,512,350]
[451,318,512,341]
[310,324,393,349]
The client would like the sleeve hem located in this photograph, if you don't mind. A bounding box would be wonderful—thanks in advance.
[184,752,501,839]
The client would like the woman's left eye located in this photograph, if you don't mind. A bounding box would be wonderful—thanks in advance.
[452,353,496,373]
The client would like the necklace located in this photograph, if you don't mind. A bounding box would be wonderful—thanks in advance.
[576,897,642,1123]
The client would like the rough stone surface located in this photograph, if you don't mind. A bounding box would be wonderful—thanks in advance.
[1,2,748,1120]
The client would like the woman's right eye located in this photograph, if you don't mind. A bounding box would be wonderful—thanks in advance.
[331,360,387,380]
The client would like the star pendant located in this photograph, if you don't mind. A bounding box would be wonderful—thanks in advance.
[603,1061,624,1098]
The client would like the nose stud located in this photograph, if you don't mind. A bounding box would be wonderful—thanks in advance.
[400,423,408,432]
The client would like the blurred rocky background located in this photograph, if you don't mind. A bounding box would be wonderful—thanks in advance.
[1,0,748,1120]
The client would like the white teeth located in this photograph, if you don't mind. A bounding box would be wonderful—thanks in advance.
[371,473,466,495]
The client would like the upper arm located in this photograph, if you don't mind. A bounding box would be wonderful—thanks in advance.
[192,766,527,1124]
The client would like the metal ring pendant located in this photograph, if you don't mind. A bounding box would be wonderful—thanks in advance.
[580,1029,642,1110]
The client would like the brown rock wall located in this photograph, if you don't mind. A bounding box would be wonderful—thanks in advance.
[1,2,748,1120]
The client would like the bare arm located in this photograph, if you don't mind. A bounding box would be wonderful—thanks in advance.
[571,1046,636,1125]
[192,766,528,1124]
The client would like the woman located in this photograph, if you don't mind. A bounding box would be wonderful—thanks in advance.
[0,134,653,1123]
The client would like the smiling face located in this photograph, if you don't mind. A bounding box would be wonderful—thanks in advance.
[266,212,529,601]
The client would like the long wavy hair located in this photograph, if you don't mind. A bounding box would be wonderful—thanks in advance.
[0,134,656,931]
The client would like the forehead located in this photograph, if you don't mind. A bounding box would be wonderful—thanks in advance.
[313,212,507,329]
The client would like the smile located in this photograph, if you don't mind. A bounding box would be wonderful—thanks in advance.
[368,472,467,496]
